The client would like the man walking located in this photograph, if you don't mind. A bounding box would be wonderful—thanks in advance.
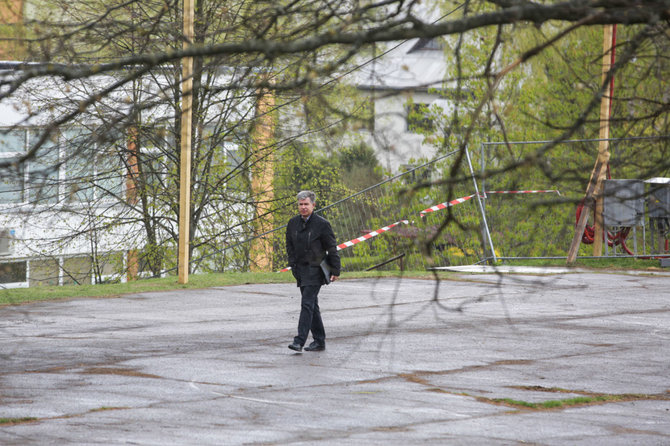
[286,190,340,352]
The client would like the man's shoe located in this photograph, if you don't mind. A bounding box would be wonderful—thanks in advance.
[304,342,325,352]
[288,342,302,352]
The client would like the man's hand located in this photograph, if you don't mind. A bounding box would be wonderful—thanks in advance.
[330,275,339,282]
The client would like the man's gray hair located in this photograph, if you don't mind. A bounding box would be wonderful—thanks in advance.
[297,190,316,204]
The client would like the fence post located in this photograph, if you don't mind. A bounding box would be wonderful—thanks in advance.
[466,147,497,263]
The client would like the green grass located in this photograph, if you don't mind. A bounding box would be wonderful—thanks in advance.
[491,394,643,410]
[0,270,443,307]
[0,271,292,306]
[2,256,665,307]
[0,417,38,425]
[500,257,664,270]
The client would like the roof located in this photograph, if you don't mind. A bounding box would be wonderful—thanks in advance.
[351,38,447,91]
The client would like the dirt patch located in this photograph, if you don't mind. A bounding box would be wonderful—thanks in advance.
[611,426,668,436]
[508,385,577,394]
[88,406,129,413]
[409,359,535,377]
[25,366,69,374]
[398,373,432,386]
[425,387,450,393]
[81,367,161,379]
[372,425,412,432]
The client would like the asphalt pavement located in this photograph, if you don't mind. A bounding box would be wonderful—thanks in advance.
[1,269,669,445]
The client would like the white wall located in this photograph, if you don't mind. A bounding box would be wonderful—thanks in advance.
[359,89,443,172]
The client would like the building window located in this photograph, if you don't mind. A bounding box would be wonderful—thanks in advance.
[0,129,25,154]
[29,258,60,286]
[64,129,95,203]
[406,103,434,133]
[0,129,26,204]
[64,129,124,203]
[202,126,245,190]
[96,141,124,199]
[0,127,128,206]
[0,261,27,284]
[0,162,24,204]
[27,131,61,204]
[408,37,443,53]
[137,130,168,194]
[62,256,92,285]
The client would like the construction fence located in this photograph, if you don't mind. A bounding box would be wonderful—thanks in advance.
[238,135,670,273]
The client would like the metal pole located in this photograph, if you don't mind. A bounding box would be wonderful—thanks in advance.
[465,147,497,263]
[178,0,194,284]
[480,142,485,194]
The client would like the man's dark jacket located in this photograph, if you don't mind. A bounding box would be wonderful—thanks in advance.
[286,213,341,287]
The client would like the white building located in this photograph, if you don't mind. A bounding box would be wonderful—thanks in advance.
[352,36,449,172]
[0,70,137,287]
[0,65,248,287]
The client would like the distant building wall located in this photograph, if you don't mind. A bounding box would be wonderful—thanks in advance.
[357,87,442,172]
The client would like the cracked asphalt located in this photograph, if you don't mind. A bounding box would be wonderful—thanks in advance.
[1,270,669,445]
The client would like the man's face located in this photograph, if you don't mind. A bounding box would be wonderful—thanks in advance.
[298,198,315,218]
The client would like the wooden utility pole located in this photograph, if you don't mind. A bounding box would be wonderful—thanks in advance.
[178,0,194,284]
[249,89,276,271]
[566,161,605,263]
[567,25,615,263]
[126,127,139,281]
[592,24,615,256]
[0,0,25,59]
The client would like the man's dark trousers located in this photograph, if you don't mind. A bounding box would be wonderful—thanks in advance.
[294,285,325,346]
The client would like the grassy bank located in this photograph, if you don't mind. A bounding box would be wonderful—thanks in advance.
[1,257,666,307]
[0,270,438,307]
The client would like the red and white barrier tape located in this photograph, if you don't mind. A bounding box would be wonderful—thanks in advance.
[482,189,561,196]
[280,219,410,271]
[281,188,559,271]
[419,189,560,217]
[419,194,475,216]
[336,219,409,250]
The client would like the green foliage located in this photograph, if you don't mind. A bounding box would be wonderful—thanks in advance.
[294,82,375,151]
[406,100,436,136]
[273,141,347,208]
[337,142,383,190]
[510,26,603,141]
